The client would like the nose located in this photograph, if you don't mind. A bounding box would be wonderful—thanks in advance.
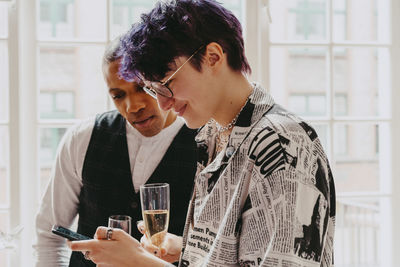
[156,94,174,111]
[126,94,146,113]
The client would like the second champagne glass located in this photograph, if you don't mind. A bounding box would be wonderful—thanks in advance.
[140,183,170,248]
[108,215,132,235]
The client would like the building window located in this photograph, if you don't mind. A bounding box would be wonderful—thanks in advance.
[288,94,326,116]
[288,0,326,40]
[39,0,73,37]
[268,0,391,266]
[39,91,75,119]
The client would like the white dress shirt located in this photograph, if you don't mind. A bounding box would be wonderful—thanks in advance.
[33,114,184,267]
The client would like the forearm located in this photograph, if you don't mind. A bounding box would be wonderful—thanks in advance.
[34,212,70,267]
[33,242,70,267]
[33,146,81,265]
[134,246,172,267]
[34,192,76,267]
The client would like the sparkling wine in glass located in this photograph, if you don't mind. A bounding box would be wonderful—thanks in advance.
[108,215,132,235]
[140,183,170,247]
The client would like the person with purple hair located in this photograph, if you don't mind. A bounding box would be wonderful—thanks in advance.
[69,1,336,266]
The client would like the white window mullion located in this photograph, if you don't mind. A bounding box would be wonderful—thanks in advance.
[328,0,334,162]
[332,42,391,47]
[391,0,400,265]
[243,0,261,83]
[37,39,108,45]
[0,3,19,266]
[106,0,113,111]
[7,1,18,266]
[7,0,19,254]
[257,0,270,89]
[268,41,390,47]
[38,119,83,127]
[17,0,38,266]
[106,0,111,41]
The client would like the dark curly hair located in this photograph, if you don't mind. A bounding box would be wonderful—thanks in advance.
[118,0,251,82]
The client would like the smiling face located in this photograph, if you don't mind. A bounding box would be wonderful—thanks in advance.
[154,62,219,129]
[103,60,176,137]
[152,44,226,129]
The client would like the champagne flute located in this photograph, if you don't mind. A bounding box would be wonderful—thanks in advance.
[140,183,170,248]
[108,215,132,235]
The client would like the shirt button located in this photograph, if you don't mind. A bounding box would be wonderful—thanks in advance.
[138,157,144,163]
[131,201,138,209]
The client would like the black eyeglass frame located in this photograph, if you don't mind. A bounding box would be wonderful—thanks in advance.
[141,45,204,99]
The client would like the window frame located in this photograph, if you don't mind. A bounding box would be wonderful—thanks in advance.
[11,0,38,266]
[1,1,15,267]
[245,0,396,266]
[3,0,400,266]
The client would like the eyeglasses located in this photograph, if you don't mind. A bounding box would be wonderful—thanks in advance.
[142,46,203,99]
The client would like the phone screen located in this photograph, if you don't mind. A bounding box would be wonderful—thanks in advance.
[51,225,91,241]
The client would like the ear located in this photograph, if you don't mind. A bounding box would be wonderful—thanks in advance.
[204,42,225,69]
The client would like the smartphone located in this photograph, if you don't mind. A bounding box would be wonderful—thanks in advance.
[51,225,91,241]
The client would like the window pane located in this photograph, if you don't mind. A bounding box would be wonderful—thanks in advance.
[0,41,8,122]
[334,123,390,193]
[110,0,158,39]
[270,47,328,116]
[39,127,68,195]
[270,0,327,41]
[0,211,10,265]
[334,93,348,116]
[333,47,390,117]
[38,45,107,119]
[39,91,75,119]
[0,2,8,38]
[333,0,390,42]
[308,94,325,115]
[335,197,391,266]
[37,0,107,41]
[288,95,307,115]
[0,127,9,207]
[110,0,244,40]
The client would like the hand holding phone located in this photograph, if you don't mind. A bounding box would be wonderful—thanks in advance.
[52,225,91,241]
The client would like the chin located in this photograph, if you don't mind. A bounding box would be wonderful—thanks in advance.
[136,124,163,137]
[182,117,208,129]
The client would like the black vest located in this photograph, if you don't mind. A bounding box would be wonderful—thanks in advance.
[69,111,197,266]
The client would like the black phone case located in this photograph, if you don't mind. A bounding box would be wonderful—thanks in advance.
[51,225,91,241]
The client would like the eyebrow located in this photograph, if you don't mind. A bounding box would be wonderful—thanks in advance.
[108,85,143,93]
[108,88,123,94]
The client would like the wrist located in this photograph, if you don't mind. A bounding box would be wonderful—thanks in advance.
[137,246,170,267]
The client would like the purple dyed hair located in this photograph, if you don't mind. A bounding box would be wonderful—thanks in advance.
[118,0,251,82]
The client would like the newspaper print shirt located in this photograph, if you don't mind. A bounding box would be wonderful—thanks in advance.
[179,83,335,267]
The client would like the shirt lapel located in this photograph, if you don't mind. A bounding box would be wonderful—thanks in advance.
[194,83,276,195]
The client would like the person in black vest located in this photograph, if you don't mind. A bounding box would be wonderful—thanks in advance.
[33,37,197,267]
